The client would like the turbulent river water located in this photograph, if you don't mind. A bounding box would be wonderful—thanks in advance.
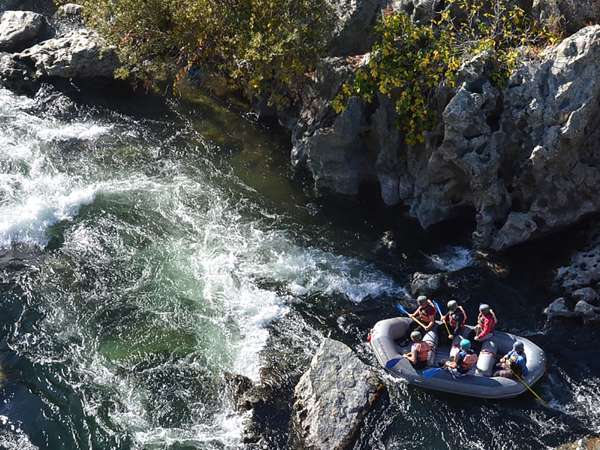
[0,84,598,450]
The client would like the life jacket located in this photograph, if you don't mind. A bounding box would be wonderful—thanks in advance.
[415,341,432,362]
[448,306,467,329]
[507,351,528,376]
[459,350,478,373]
[477,311,497,337]
[417,303,436,324]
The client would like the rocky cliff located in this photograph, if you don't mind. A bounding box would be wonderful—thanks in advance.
[290,0,600,252]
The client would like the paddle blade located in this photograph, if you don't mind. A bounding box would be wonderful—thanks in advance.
[385,358,403,370]
[395,304,409,316]
[434,301,443,314]
[422,367,443,379]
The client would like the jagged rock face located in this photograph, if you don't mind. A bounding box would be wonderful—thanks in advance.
[398,25,600,250]
[326,0,387,56]
[533,0,600,35]
[292,338,383,450]
[0,52,36,94]
[293,26,600,251]
[0,10,47,52]
[292,57,377,196]
[17,29,119,79]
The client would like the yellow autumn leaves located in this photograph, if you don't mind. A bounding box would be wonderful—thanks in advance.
[334,0,560,146]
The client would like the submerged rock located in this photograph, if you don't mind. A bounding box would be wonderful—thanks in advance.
[292,338,384,450]
[18,28,119,79]
[410,271,446,296]
[0,10,47,52]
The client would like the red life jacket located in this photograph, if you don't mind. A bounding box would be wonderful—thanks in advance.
[477,312,497,338]
[417,303,436,324]
[415,341,432,362]
[448,306,467,329]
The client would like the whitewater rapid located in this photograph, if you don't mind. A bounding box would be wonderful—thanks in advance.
[0,86,406,448]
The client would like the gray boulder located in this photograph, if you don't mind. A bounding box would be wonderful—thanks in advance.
[292,338,383,450]
[53,3,85,35]
[326,0,387,56]
[544,298,578,319]
[0,10,47,52]
[0,52,36,94]
[56,3,84,18]
[574,300,598,318]
[410,272,446,296]
[571,287,599,305]
[18,28,118,79]
[556,232,600,292]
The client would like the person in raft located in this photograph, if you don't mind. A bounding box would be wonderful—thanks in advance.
[441,338,478,376]
[409,295,437,334]
[493,341,528,379]
[441,299,467,341]
[404,330,432,370]
[471,303,497,351]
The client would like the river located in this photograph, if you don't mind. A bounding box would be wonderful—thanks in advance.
[0,84,598,450]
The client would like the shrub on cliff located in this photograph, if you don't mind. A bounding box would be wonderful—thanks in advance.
[334,0,560,145]
[55,0,334,106]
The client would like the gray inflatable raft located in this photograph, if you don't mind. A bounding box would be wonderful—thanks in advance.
[370,317,546,399]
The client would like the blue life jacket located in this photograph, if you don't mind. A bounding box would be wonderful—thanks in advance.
[507,350,528,376]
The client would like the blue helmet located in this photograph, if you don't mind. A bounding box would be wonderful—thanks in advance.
[460,339,471,350]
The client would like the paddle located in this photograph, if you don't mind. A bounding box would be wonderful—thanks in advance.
[434,300,452,338]
[395,303,427,329]
[510,368,548,407]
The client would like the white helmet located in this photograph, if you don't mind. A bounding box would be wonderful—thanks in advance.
[447,300,458,311]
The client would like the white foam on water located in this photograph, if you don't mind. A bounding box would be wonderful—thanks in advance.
[1,85,407,448]
[425,246,475,272]
[0,87,112,249]
[0,416,40,450]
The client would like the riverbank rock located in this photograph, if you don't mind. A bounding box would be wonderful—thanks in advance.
[292,338,384,450]
[292,25,600,251]
[18,28,119,79]
[556,435,600,450]
[0,53,36,94]
[0,11,47,52]
[545,227,600,324]
[410,271,446,296]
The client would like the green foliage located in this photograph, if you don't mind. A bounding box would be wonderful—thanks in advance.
[334,0,560,146]
[61,0,334,105]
